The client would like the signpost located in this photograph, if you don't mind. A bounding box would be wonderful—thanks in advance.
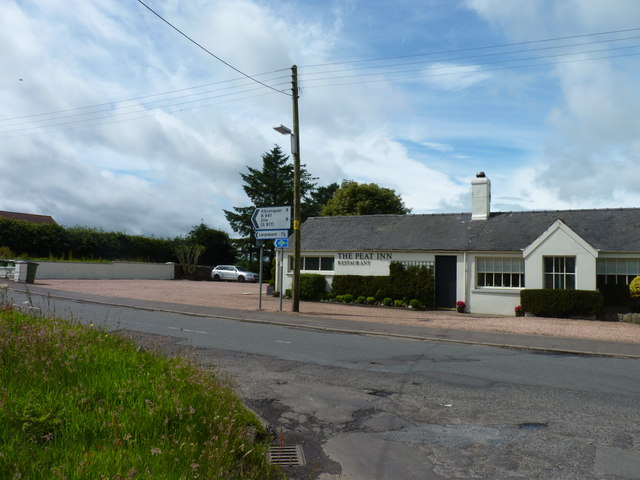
[253,206,291,310]
[252,206,291,230]
[255,230,289,240]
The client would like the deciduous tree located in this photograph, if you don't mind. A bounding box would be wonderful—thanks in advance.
[321,180,410,216]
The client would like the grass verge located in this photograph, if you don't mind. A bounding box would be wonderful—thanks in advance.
[0,303,283,479]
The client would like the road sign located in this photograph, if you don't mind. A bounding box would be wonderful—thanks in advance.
[255,229,289,240]
[274,238,288,248]
[252,206,291,230]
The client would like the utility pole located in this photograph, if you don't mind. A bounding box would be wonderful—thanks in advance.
[291,65,301,313]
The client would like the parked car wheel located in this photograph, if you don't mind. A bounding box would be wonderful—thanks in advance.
[212,274,221,281]
[238,275,245,282]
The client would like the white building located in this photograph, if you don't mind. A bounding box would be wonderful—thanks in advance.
[280,173,640,315]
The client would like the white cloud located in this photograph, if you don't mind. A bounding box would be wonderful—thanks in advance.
[466,0,640,207]
[2,0,640,244]
[422,63,490,91]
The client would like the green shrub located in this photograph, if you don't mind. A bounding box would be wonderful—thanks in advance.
[356,295,367,304]
[394,299,405,308]
[343,294,354,303]
[284,289,292,298]
[520,289,603,318]
[630,276,640,299]
[331,262,434,308]
[366,296,376,305]
[409,299,425,310]
[382,297,393,306]
[300,274,327,300]
[0,246,15,259]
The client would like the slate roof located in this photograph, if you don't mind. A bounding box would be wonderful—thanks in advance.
[0,210,57,225]
[298,208,640,253]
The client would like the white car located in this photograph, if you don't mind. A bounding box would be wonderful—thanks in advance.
[211,265,259,283]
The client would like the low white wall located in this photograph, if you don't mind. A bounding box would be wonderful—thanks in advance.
[35,261,175,280]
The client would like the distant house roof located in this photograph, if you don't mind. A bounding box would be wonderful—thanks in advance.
[298,208,640,253]
[0,210,57,225]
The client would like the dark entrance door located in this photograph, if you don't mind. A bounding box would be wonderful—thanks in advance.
[435,256,457,309]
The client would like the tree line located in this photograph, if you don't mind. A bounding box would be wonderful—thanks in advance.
[0,220,235,267]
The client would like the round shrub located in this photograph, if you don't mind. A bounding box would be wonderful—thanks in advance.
[382,297,393,306]
[409,299,425,310]
[630,276,640,299]
[356,295,367,304]
[366,296,376,305]
[343,294,354,303]
[394,299,405,308]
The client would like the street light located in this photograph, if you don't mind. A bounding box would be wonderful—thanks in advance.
[274,125,297,154]
[274,123,301,312]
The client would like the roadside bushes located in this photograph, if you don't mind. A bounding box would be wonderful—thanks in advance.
[332,262,434,309]
[520,289,603,318]
[300,274,327,300]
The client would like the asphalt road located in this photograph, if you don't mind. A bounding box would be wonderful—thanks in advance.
[10,289,640,479]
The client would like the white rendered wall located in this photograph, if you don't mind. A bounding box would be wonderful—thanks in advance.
[466,253,523,315]
[523,225,597,291]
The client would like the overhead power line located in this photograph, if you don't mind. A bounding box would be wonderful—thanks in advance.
[300,49,640,91]
[0,71,289,124]
[136,0,290,97]
[299,44,640,86]
[299,34,640,77]
[299,26,640,69]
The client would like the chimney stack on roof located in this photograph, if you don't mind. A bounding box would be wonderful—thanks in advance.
[471,172,491,220]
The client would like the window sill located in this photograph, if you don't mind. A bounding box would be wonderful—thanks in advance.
[472,288,522,295]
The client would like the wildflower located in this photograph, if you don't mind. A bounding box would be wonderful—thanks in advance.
[150,447,162,456]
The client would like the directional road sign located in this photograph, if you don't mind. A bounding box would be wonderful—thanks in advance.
[255,229,289,240]
[274,238,289,248]
[252,206,291,230]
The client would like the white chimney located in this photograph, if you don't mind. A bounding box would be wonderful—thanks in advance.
[471,172,491,220]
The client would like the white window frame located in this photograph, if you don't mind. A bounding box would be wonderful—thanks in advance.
[544,256,576,290]
[476,257,525,289]
[597,258,640,287]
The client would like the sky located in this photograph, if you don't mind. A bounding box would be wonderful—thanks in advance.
[1,0,640,238]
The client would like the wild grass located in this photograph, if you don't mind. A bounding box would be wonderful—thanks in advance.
[0,301,283,479]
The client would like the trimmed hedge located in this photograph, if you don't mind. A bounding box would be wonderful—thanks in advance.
[520,289,603,318]
[332,262,434,308]
[300,273,327,300]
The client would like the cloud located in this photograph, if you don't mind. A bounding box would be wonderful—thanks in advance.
[421,63,490,91]
[3,0,640,245]
[466,0,640,207]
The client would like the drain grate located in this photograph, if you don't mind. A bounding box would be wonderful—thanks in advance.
[267,444,306,466]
